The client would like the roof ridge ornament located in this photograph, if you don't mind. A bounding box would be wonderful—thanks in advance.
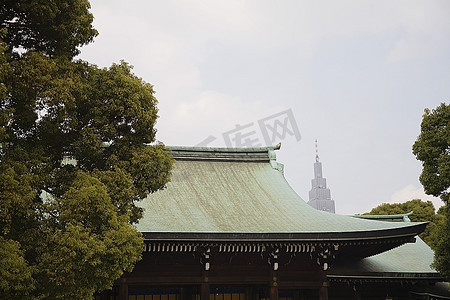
[275,142,282,150]
[269,142,284,174]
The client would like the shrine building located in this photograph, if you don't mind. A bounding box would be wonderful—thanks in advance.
[98,145,444,300]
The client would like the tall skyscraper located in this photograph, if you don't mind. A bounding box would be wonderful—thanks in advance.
[307,140,335,213]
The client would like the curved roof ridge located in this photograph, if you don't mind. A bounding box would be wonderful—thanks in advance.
[168,145,281,162]
[169,144,281,152]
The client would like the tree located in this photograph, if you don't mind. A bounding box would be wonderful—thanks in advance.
[413,103,450,280]
[1,0,98,57]
[0,237,34,299]
[429,206,450,280]
[0,2,174,298]
[412,103,450,204]
[365,199,438,247]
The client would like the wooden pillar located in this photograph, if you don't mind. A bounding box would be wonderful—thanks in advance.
[246,286,257,300]
[201,248,210,300]
[119,282,128,300]
[181,287,195,300]
[200,283,210,300]
[298,290,306,300]
[269,286,278,300]
[270,271,278,300]
[318,283,328,300]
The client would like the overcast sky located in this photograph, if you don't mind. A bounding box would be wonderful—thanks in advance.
[79,0,450,215]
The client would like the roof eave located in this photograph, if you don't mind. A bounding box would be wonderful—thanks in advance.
[141,221,427,242]
[327,273,444,282]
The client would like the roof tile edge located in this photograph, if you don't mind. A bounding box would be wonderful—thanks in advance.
[168,144,282,162]
[169,144,281,152]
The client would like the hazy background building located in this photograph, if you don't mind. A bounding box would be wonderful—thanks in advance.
[308,142,335,213]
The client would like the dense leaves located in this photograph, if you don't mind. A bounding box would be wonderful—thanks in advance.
[0,237,34,299]
[413,103,450,204]
[1,0,98,57]
[431,206,450,280]
[33,172,143,299]
[1,1,174,298]
[413,103,450,280]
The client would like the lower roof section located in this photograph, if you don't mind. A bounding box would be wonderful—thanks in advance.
[137,147,426,248]
[328,237,442,282]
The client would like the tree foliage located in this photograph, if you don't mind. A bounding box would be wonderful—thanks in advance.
[1,0,98,57]
[0,236,34,299]
[365,199,439,247]
[412,103,450,204]
[0,2,174,298]
[431,206,450,280]
[413,103,450,280]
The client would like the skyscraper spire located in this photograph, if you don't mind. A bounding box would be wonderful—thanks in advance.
[307,140,335,213]
[315,139,319,162]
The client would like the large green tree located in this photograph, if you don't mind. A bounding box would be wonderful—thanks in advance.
[0,1,173,299]
[413,103,450,280]
[1,0,98,57]
[413,103,450,204]
[429,205,450,280]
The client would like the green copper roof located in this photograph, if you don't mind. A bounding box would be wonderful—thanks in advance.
[329,237,441,280]
[355,237,435,273]
[137,146,425,239]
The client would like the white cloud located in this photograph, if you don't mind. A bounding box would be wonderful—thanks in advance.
[390,185,444,211]
[83,0,450,72]
[156,85,298,149]
[137,34,187,71]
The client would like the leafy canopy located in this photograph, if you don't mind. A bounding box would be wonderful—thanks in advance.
[413,103,450,280]
[0,1,174,298]
[1,0,98,57]
[431,205,450,280]
[412,103,450,203]
[0,237,34,299]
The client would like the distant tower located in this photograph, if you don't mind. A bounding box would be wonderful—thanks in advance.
[307,140,335,213]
